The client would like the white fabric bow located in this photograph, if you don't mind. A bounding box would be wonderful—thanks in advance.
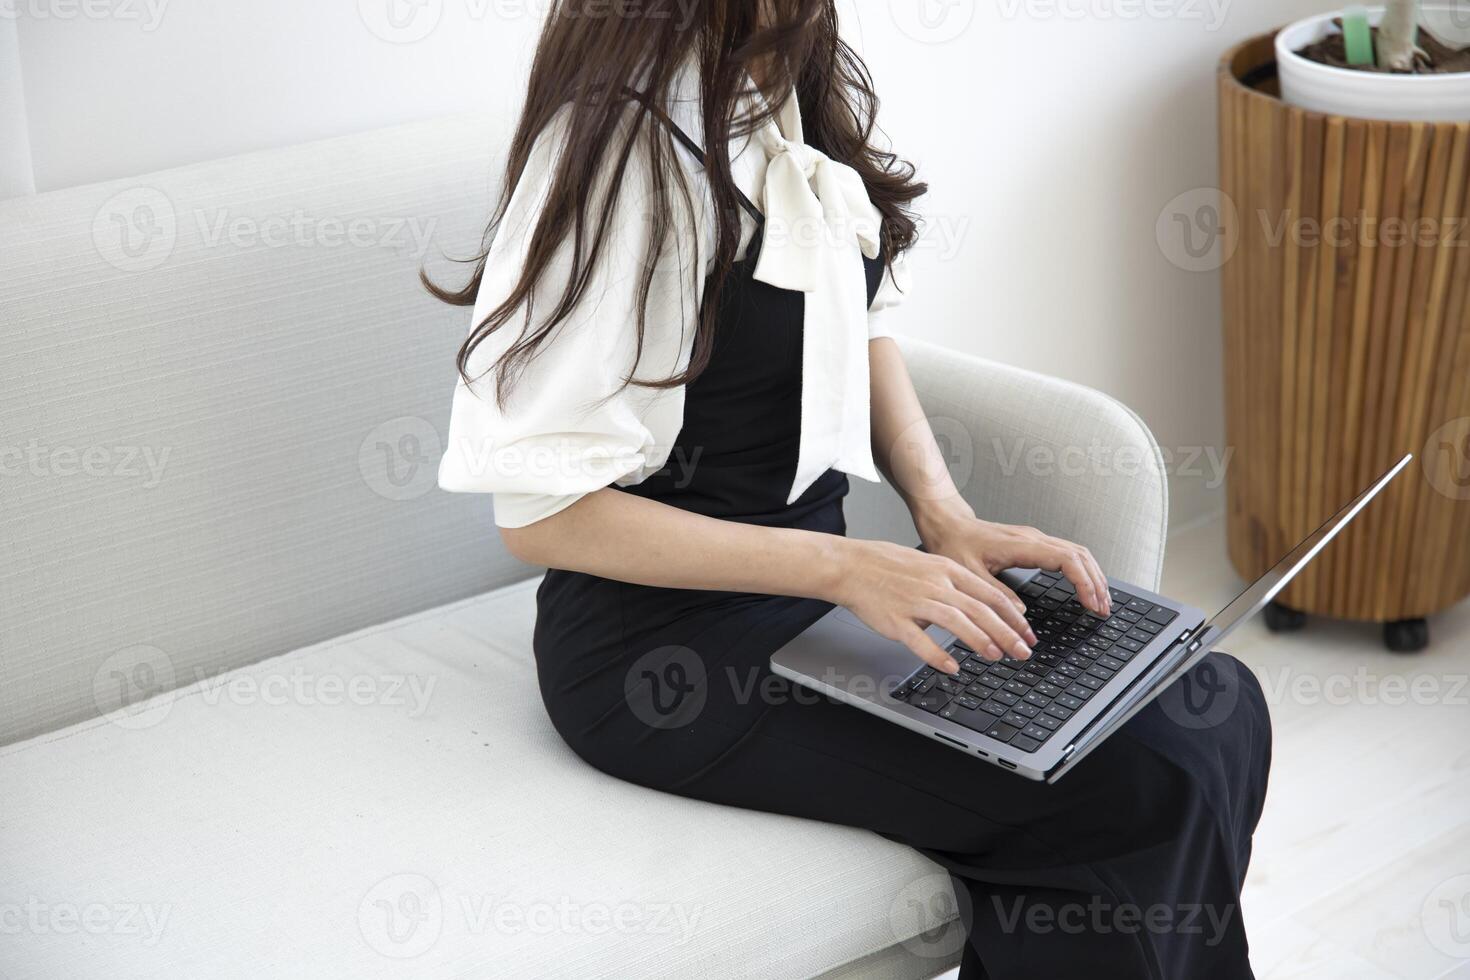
[749,94,885,504]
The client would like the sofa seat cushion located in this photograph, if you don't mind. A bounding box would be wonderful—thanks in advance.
[0,579,959,979]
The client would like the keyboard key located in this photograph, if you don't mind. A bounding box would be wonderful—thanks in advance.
[1098,655,1125,671]
[979,699,1008,717]
[914,692,951,712]
[1034,713,1063,731]
[1146,606,1179,626]
[1002,710,1032,728]
[1010,734,1042,753]
[1036,682,1063,698]
[1003,680,1029,696]
[1023,691,1051,708]
[1045,703,1075,720]
[1022,723,1054,742]
[937,678,964,695]
[979,674,1004,690]
[913,676,939,695]
[1012,703,1040,719]
[985,722,1020,743]
[1117,638,1145,653]
[1086,665,1114,682]
[957,695,982,710]
[993,691,1020,707]
[1055,693,1084,711]
[1075,676,1104,692]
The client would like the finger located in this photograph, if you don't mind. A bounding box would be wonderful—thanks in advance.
[950,592,1033,661]
[919,601,1000,664]
[899,625,960,674]
[1054,546,1106,615]
[1082,549,1111,616]
[949,568,1035,647]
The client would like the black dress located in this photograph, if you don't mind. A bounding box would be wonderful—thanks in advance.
[533,120,1271,980]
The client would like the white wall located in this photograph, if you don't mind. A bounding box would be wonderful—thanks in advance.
[7,0,1331,526]
[0,19,35,196]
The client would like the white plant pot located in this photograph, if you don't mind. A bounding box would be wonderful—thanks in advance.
[1276,5,1470,121]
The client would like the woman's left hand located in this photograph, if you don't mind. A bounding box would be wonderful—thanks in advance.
[917,509,1112,618]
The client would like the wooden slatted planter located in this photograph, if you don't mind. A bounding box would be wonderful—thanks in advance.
[1218,33,1470,644]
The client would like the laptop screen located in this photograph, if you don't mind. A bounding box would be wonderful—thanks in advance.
[1196,453,1413,652]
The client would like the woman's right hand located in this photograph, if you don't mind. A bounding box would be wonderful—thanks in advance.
[829,539,1038,675]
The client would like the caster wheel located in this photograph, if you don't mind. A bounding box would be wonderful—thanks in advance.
[1263,600,1307,633]
[1384,618,1429,653]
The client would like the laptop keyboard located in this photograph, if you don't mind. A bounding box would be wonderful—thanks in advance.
[889,572,1179,754]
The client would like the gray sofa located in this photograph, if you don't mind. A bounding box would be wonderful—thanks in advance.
[0,111,1168,979]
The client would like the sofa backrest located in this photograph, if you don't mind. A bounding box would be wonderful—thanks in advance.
[0,113,538,744]
[0,112,920,747]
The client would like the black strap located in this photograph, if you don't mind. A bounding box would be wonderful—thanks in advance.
[620,87,765,224]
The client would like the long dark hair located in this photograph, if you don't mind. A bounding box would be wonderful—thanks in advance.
[425,0,926,404]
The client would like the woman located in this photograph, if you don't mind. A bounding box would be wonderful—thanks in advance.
[433,2,1270,976]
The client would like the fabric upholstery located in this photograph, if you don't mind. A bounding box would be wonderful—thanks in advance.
[1,112,1169,979]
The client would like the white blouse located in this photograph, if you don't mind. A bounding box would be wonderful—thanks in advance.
[438,69,912,528]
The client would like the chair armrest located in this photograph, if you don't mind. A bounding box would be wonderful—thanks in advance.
[845,337,1170,591]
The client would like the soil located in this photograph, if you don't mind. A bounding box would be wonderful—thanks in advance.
[1297,21,1470,73]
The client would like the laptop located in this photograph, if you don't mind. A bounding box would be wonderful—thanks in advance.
[771,454,1413,783]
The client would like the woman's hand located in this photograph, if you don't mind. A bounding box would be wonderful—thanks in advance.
[829,539,1039,675]
[915,505,1112,620]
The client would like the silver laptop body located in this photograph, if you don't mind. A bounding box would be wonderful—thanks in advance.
[770,454,1413,783]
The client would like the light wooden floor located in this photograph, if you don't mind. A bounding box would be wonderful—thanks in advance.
[939,514,1470,980]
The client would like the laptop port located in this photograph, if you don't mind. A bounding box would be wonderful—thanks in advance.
[998,759,1018,770]
[932,731,968,749]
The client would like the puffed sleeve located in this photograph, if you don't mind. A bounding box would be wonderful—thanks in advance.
[438,107,706,528]
[867,247,912,341]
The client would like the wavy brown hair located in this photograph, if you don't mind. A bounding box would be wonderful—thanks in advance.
[425,0,926,404]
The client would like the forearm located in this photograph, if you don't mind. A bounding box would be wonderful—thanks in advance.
[501,487,852,601]
[867,337,973,541]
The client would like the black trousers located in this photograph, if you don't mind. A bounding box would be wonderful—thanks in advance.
[536,567,1272,980]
